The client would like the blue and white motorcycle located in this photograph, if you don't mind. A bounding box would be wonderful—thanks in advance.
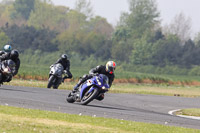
[66,74,110,105]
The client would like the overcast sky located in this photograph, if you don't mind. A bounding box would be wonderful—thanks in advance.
[52,0,200,37]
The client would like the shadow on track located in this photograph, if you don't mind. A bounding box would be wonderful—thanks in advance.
[87,104,169,116]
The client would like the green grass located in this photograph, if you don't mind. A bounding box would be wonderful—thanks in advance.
[6,78,75,90]
[115,70,200,82]
[0,105,199,133]
[18,64,89,79]
[111,83,200,97]
[19,64,48,76]
[176,109,200,117]
[18,64,200,83]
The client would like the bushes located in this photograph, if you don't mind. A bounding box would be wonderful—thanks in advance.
[188,66,200,76]
[20,50,61,65]
[122,63,200,76]
[121,64,190,75]
[20,51,200,78]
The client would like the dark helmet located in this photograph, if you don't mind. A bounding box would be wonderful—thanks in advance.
[61,54,68,61]
[106,61,116,74]
[10,49,19,60]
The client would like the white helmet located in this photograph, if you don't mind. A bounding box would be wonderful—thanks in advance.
[106,61,116,74]
[4,45,12,52]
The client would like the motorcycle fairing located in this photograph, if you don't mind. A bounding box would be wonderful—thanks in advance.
[80,78,95,99]
[49,63,63,77]
[79,74,109,99]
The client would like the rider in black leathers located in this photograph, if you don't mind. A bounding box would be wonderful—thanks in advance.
[0,49,20,82]
[73,61,116,100]
[54,54,73,82]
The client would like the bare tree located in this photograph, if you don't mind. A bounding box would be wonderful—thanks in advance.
[75,0,94,20]
[194,32,200,45]
[1,0,14,5]
[163,13,192,44]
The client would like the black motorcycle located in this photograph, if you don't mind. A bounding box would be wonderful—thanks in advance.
[0,59,15,85]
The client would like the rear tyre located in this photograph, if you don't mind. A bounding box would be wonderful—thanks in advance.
[47,75,56,88]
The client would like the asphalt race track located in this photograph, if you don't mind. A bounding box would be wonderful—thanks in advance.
[0,85,200,130]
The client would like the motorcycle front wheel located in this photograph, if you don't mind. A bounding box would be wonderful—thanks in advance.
[80,88,99,105]
[47,75,56,88]
[66,92,75,103]
[0,73,3,85]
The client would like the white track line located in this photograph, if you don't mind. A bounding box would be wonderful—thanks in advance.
[168,109,181,115]
[168,109,200,120]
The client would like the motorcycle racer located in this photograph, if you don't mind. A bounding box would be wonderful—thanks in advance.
[73,61,116,100]
[54,54,73,82]
[0,49,20,78]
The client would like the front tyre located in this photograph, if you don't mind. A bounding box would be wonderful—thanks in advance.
[0,73,3,85]
[47,75,56,88]
[80,88,99,105]
[66,92,75,103]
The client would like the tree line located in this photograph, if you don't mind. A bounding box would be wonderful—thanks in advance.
[0,0,200,71]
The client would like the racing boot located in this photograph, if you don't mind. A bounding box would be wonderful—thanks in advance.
[96,93,104,101]
[73,80,82,92]
[73,75,88,92]
[73,85,79,92]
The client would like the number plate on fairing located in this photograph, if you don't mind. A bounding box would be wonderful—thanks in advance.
[86,80,92,86]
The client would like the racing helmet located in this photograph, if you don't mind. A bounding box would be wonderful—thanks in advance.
[4,45,12,52]
[106,61,116,74]
[61,54,68,61]
[10,49,19,60]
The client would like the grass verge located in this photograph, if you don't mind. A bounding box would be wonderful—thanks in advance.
[111,83,200,97]
[176,109,200,117]
[0,105,199,133]
[5,79,200,97]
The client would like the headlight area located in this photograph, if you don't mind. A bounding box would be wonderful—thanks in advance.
[96,77,101,86]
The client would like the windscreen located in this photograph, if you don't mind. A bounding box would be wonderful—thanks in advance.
[55,63,64,71]
[101,74,109,86]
